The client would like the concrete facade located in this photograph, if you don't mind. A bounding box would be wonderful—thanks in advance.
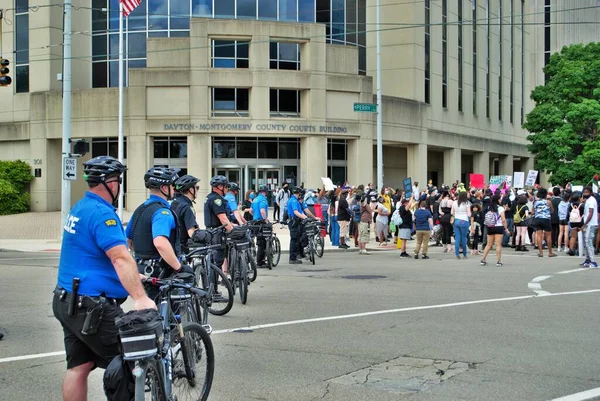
[1,1,598,211]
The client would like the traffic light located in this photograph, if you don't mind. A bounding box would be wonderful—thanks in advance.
[0,59,11,86]
[72,139,90,156]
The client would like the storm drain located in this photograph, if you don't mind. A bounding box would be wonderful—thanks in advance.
[328,356,470,394]
[341,275,387,280]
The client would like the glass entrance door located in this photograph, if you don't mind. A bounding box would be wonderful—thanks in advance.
[214,168,242,202]
[255,169,279,206]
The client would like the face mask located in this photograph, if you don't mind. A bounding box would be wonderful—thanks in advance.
[249,193,256,200]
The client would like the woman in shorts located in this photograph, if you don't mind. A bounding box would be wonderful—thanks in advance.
[557,192,570,252]
[481,195,511,266]
[398,198,413,257]
[532,188,557,257]
[566,192,584,256]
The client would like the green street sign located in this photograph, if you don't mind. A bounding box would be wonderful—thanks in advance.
[353,103,377,113]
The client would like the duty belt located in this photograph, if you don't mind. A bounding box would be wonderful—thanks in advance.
[137,259,161,278]
[54,285,126,307]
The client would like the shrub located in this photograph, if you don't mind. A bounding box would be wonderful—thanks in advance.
[0,160,33,192]
[0,160,34,215]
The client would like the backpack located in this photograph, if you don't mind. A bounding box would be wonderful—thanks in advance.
[352,204,361,223]
[513,205,524,224]
[569,204,582,223]
[391,208,403,226]
[484,210,498,228]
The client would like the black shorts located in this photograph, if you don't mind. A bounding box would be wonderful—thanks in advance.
[559,220,568,226]
[52,292,123,370]
[570,222,583,229]
[486,226,504,235]
[533,218,552,232]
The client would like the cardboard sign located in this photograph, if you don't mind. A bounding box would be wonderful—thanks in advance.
[469,173,485,189]
[489,175,505,185]
[513,172,525,188]
[505,175,512,187]
[403,177,413,199]
[525,170,538,187]
[321,177,335,191]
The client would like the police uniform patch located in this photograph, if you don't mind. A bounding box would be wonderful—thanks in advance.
[215,199,222,206]
[104,219,117,227]
[161,210,170,215]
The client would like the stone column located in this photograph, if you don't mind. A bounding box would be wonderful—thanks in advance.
[473,151,490,183]
[443,148,461,186]
[498,154,514,176]
[300,136,327,188]
[407,143,428,187]
[188,133,212,200]
[347,137,373,186]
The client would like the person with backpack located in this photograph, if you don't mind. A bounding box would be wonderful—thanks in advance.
[397,198,413,257]
[513,193,530,252]
[480,195,511,266]
[277,183,291,226]
[557,192,570,252]
[451,191,472,259]
[566,192,584,256]
[532,187,557,258]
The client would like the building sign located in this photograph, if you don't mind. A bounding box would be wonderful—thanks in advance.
[163,122,348,133]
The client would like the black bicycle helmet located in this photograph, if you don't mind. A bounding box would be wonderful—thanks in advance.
[83,156,126,183]
[258,184,267,193]
[229,182,240,192]
[210,175,229,187]
[174,175,200,192]
[144,167,180,189]
[292,186,302,194]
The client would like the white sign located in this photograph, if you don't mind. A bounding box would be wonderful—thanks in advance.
[321,177,335,191]
[513,172,525,188]
[524,170,538,187]
[505,175,513,187]
[63,157,77,181]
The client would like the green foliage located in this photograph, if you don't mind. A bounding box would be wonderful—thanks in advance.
[0,160,34,215]
[524,42,600,185]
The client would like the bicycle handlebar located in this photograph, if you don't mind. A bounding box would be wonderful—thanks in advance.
[143,276,210,299]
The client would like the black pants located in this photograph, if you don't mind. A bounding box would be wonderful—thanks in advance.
[471,226,480,250]
[441,222,453,245]
[273,204,280,221]
[551,222,559,246]
[257,236,266,265]
[289,220,302,261]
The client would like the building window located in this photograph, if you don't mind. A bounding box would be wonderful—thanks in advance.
[212,137,300,159]
[486,0,490,119]
[472,1,477,116]
[544,0,551,82]
[92,137,128,159]
[270,89,301,117]
[15,0,29,93]
[424,0,430,104]
[357,0,366,75]
[211,40,249,68]
[457,0,463,112]
[153,137,188,174]
[211,88,250,117]
[327,139,347,186]
[520,0,525,125]
[498,0,503,121]
[269,42,300,70]
[510,0,514,124]
[441,0,447,108]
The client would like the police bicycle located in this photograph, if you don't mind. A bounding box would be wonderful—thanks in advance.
[301,219,321,265]
[248,221,281,271]
[225,225,253,305]
[185,227,235,317]
[118,275,215,401]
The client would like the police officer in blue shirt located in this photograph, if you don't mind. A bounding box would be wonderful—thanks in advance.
[205,175,235,271]
[288,186,308,264]
[225,182,246,224]
[252,185,270,266]
[171,174,208,254]
[126,167,194,288]
[53,156,155,401]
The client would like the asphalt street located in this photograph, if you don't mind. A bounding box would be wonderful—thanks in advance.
[1,248,600,401]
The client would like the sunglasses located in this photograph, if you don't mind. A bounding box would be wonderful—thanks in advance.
[106,177,123,184]
[195,185,200,190]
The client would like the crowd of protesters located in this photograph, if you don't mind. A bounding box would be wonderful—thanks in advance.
[272,180,600,268]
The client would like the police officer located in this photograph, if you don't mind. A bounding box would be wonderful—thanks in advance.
[53,156,155,401]
[252,185,270,266]
[126,167,194,284]
[171,174,208,254]
[288,186,308,264]
[205,175,234,270]
[225,182,246,224]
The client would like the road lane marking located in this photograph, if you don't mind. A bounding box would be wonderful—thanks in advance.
[557,268,587,274]
[549,386,600,401]
[2,288,599,364]
[527,268,589,295]
[527,282,551,296]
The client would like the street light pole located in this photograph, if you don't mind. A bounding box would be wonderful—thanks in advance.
[61,0,72,228]
[376,0,383,190]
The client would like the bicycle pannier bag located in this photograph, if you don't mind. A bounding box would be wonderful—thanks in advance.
[116,309,163,361]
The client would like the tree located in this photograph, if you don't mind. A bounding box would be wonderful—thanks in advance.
[524,42,600,185]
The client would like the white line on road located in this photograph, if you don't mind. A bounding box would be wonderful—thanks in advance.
[549,386,600,401]
[2,288,599,364]
[531,275,553,283]
[527,282,551,296]
[527,268,590,295]
[556,268,587,275]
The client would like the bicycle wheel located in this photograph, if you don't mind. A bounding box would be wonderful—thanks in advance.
[315,235,325,258]
[171,323,215,401]
[248,241,258,282]
[135,359,166,401]
[266,239,273,270]
[238,253,248,305]
[229,248,237,296]
[271,236,281,267]
[309,238,315,265]
[208,264,234,316]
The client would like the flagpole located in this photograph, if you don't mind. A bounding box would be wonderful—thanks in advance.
[117,1,125,220]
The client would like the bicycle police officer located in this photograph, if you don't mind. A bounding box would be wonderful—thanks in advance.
[205,175,234,271]
[252,184,270,266]
[53,156,155,401]
[126,167,194,289]
[225,182,246,224]
[171,174,210,254]
[288,186,308,264]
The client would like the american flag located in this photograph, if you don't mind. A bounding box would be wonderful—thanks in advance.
[121,0,141,17]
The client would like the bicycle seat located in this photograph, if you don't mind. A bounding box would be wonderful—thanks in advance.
[173,272,195,283]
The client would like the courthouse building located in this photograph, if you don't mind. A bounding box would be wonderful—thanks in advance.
[0,0,599,211]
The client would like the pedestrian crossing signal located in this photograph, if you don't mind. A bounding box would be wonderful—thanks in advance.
[0,59,11,86]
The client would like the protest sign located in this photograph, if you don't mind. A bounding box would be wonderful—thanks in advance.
[403,177,413,199]
[513,172,525,188]
[524,170,538,187]
[321,177,335,191]
[469,173,485,189]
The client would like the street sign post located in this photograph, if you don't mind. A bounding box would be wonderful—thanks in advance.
[63,157,77,180]
[353,103,377,113]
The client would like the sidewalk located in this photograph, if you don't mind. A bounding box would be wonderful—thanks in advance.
[0,211,399,254]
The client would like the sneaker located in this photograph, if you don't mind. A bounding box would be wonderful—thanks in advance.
[579,259,590,267]
[400,252,409,258]
[496,261,503,267]
[414,254,419,259]
[589,262,598,268]
[289,259,303,265]
[462,255,468,260]
[363,251,372,255]
[456,256,461,260]
[480,260,488,266]
[422,255,430,259]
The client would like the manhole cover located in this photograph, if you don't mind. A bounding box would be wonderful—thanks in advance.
[232,329,253,334]
[328,357,470,394]
[298,269,331,272]
[342,275,387,280]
